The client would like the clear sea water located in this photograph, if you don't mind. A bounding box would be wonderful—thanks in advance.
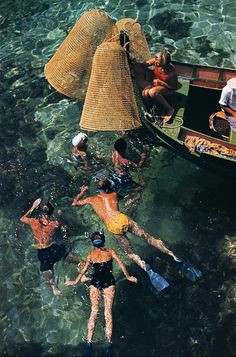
[0,1,236,356]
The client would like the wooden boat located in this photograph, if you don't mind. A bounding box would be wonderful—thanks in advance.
[134,61,236,178]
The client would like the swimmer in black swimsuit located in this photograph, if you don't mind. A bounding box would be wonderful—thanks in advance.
[65,230,137,357]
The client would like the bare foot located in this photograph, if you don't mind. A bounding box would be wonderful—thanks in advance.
[163,108,174,123]
[81,275,91,283]
[51,284,63,297]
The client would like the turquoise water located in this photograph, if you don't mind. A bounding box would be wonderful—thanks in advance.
[0,1,236,356]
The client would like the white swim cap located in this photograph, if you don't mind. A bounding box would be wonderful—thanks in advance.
[72,132,88,147]
[227,77,236,89]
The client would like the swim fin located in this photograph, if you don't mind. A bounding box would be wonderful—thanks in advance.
[83,342,92,357]
[105,342,113,357]
[176,259,202,283]
[146,264,169,292]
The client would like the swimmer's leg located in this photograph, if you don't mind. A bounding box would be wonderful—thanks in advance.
[87,286,101,343]
[114,233,169,292]
[128,218,178,261]
[113,234,146,271]
[41,269,62,297]
[103,286,115,343]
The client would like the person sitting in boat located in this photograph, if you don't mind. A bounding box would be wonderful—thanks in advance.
[135,50,181,124]
[111,138,147,190]
[219,77,236,124]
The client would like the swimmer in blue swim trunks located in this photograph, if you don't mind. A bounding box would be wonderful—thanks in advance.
[65,230,137,357]
[20,198,85,296]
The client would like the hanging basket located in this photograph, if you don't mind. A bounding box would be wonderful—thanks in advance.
[111,18,151,62]
[80,41,142,131]
[44,9,114,100]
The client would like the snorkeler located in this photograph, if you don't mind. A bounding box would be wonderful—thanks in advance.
[68,132,89,170]
[67,131,105,172]
[112,137,147,190]
[71,181,180,291]
[65,230,137,357]
[20,198,85,296]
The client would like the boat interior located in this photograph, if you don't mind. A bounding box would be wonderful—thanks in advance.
[181,82,223,137]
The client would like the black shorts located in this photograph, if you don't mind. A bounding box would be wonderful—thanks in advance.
[37,244,68,272]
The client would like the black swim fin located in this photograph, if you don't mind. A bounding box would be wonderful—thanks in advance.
[146,264,169,292]
[83,342,92,357]
[176,258,202,283]
[105,342,113,357]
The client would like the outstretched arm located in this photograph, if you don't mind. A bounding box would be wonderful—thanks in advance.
[64,254,91,286]
[132,57,155,66]
[20,198,41,224]
[111,249,138,283]
[72,185,89,206]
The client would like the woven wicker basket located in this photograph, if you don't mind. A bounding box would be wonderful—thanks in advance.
[80,41,142,131]
[44,9,114,100]
[110,18,151,62]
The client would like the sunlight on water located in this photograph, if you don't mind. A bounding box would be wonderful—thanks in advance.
[0,0,236,356]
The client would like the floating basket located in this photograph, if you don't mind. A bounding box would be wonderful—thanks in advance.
[111,18,151,62]
[80,42,142,131]
[44,9,114,100]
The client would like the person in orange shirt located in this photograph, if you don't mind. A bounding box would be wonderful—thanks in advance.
[20,198,84,296]
[72,181,179,291]
[138,50,180,123]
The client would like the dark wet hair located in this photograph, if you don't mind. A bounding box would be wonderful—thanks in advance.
[42,202,54,216]
[98,178,113,192]
[90,231,105,247]
[114,138,127,155]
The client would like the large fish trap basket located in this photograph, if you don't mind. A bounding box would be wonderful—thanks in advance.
[111,18,151,62]
[44,9,114,100]
[80,41,142,131]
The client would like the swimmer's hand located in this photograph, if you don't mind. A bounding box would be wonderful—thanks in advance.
[64,280,77,286]
[31,198,41,211]
[72,185,89,206]
[80,185,89,193]
[142,145,148,154]
[127,275,138,283]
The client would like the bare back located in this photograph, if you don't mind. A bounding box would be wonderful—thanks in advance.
[27,219,59,248]
[89,247,113,263]
[87,192,120,224]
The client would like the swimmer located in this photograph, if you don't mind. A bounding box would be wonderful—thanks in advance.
[71,182,179,290]
[65,230,137,357]
[20,199,85,296]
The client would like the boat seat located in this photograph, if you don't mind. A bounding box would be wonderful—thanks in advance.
[167,79,190,120]
[209,111,230,141]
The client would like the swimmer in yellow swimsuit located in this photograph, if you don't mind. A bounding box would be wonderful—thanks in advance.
[72,179,179,276]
